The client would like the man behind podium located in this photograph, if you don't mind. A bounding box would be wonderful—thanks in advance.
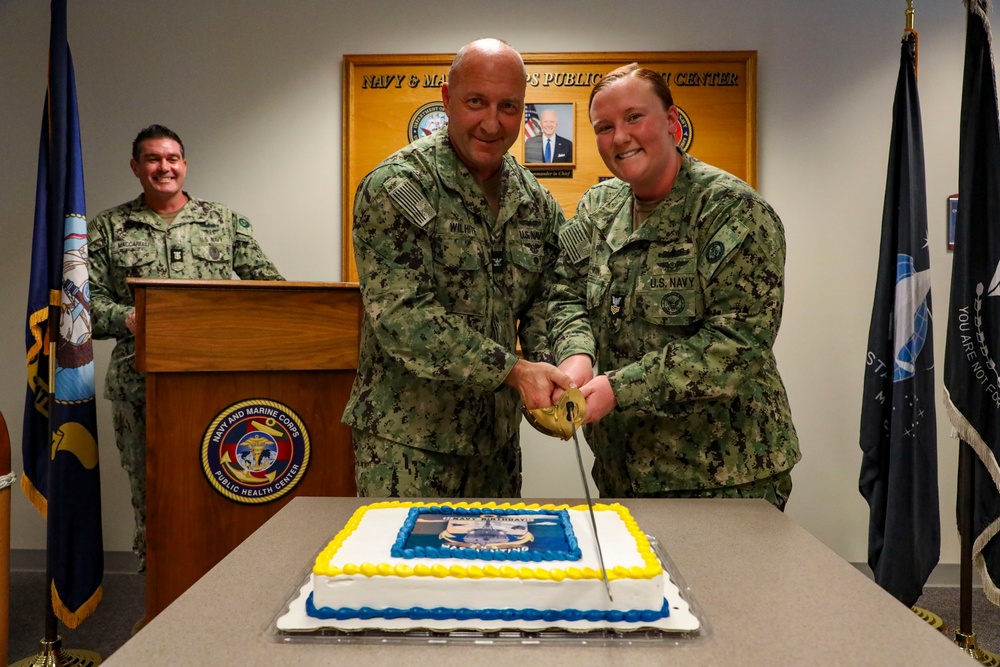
[88,125,283,571]
[344,38,572,498]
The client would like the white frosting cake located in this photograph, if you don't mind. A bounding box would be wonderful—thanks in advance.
[303,501,669,630]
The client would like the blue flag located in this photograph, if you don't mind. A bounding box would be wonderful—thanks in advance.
[21,0,103,628]
[859,31,940,607]
[945,0,1000,607]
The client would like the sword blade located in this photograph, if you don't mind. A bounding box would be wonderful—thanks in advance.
[567,402,613,602]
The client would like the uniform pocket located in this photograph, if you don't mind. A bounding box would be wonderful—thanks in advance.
[635,271,703,326]
[432,233,485,315]
[508,243,545,312]
[113,244,158,278]
[191,243,231,264]
[509,244,544,272]
[637,243,703,326]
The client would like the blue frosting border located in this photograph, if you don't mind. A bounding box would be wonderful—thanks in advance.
[390,505,582,562]
[306,592,670,624]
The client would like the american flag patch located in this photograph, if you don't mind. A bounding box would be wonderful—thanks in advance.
[559,220,591,264]
[386,177,435,228]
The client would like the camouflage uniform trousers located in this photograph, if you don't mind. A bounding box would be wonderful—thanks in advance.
[112,399,146,570]
[622,469,793,512]
[353,428,522,498]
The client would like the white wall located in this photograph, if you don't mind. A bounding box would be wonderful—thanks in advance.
[0,0,966,568]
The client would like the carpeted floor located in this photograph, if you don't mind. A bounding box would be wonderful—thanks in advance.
[915,586,1000,656]
[8,570,144,663]
[6,570,1000,661]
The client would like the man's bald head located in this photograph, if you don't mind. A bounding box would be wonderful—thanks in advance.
[449,38,526,89]
[441,38,527,185]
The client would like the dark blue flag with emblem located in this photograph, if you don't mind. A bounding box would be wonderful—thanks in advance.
[946,0,1000,607]
[21,0,103,628]
[859,30,939,608]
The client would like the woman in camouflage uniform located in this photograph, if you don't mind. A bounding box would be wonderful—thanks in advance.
[548,65,800,509]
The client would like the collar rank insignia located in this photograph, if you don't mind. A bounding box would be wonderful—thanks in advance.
[491,250,505,273]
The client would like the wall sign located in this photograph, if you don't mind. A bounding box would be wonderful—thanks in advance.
[342,51,757,282]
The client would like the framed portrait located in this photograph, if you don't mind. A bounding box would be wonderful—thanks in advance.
[524,102,576,168]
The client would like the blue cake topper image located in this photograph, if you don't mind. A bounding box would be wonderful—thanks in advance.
[392,506,582,561]
[439,515,534,549]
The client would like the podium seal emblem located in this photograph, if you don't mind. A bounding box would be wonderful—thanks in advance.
[201,399,310,504]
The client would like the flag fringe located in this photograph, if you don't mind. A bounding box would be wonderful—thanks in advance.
[19,478,104,628]
[19,473,47,518]
[969,0,992,22]
[51,580,103,630]
[944,389,1000,605]
[969,0,995,52]
[25,306,47,366]
[944,388,1000,489]
[973,519,1000,605]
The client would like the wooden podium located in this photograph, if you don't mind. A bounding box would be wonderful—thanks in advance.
[130,279,361,619]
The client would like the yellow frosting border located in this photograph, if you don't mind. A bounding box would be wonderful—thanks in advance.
[313,501,662,582]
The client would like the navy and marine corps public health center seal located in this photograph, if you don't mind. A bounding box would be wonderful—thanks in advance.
[409,102,449,142]
[201,399,310,504]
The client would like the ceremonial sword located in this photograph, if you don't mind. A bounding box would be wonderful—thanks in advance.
[563,396,613,602]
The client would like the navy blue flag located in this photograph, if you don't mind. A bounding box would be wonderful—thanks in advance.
[945,0,1000,607]
[21,0,104,627]
[859,31,940,607]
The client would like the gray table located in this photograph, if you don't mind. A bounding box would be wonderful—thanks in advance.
[105,497,971,665]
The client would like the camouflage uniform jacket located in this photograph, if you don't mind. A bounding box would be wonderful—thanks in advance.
[549,151,800,495]
[342,130,563,456]
[88,194,283,401]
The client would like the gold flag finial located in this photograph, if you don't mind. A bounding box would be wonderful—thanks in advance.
[904,0,918,77]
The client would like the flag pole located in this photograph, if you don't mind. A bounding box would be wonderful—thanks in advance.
[954,438,986,660]
[46,295,59,646]
[954,438,998,662]
[903,15,944,634]
[898,0,939,631]
[954,439,1000,665]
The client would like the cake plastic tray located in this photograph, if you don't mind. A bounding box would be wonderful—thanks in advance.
[267,536,710,646]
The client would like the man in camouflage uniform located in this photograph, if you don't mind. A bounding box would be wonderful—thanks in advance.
[549,65,799,509]
[343,39,572,498]
[88,125,283,568]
